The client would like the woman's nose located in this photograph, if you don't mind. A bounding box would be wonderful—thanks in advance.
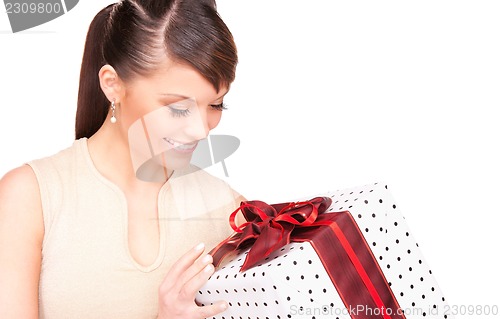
[184,107,210,141]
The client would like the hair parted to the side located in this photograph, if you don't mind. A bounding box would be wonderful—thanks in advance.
[75,0,238,139]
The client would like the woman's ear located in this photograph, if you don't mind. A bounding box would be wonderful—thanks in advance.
[98,64,126,103]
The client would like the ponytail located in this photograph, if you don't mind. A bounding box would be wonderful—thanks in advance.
[75,4,114,139]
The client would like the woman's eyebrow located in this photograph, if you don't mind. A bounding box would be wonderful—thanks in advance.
[158,93,190,99]
[158,91,228,101]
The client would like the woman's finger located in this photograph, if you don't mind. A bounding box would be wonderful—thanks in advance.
[160,242,205,291]
[173,253,213,295]
[196,300,228,318]
[180,263,215,302]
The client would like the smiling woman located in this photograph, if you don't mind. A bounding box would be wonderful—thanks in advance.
[0,1,245,319]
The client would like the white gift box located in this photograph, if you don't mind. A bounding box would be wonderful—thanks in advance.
[196,182,453,319]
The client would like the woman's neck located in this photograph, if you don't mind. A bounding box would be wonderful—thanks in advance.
[86,121,167,194]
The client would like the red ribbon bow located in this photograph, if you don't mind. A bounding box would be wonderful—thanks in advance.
[210,196,332,271]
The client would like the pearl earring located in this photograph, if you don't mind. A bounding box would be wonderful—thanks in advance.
[110,100,117,123]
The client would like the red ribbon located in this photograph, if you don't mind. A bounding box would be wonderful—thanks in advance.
[210,197,406,319]
[211,197,331,271]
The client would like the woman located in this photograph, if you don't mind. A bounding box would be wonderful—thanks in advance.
[0,0,244,318]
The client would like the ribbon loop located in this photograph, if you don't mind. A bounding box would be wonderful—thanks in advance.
[212,196,332,271]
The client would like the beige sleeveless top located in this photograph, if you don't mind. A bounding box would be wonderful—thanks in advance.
[28,138,240,319]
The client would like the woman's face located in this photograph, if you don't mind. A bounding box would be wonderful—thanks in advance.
[118,59,228,179]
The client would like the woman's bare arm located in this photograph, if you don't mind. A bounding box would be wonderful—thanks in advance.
[0,165,43,318]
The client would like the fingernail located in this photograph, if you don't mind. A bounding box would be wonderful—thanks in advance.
[194,242,205,251]
[203,264,213,273]
[201,254,212,264]
[220,302,228,310]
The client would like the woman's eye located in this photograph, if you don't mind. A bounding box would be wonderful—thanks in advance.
[167,106,191,118]
[211,103,228,111]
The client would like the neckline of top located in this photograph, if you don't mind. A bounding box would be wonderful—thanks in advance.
[76,137,170,272]
[76,137,174,200]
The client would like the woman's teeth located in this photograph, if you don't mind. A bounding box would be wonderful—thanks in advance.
[164,138,197,150]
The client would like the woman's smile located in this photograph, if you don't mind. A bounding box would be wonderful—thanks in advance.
[163,137,198,153]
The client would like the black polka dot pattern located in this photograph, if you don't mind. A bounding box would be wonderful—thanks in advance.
[195,183,451,318]
[196,241,348,318]
[326,182,451,318]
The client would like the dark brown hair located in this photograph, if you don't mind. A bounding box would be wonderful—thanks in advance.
[75,0,238,139]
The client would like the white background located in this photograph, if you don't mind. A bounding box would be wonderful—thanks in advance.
[1,1,499,317]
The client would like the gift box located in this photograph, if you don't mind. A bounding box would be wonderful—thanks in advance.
[196,183,453,319]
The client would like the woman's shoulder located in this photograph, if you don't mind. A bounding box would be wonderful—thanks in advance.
[0,139,87,241]
[0,164,41,216]
[28,138,85,171]
[0,164,39,193]
[1,139,85,217]
[0,164,44,238]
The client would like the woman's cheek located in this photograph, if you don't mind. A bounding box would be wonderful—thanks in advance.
[208,111,223,130]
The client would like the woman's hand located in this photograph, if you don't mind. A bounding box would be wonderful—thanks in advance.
[157,243,227,319]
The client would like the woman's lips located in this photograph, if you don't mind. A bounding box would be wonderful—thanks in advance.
[163,138,198,153]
